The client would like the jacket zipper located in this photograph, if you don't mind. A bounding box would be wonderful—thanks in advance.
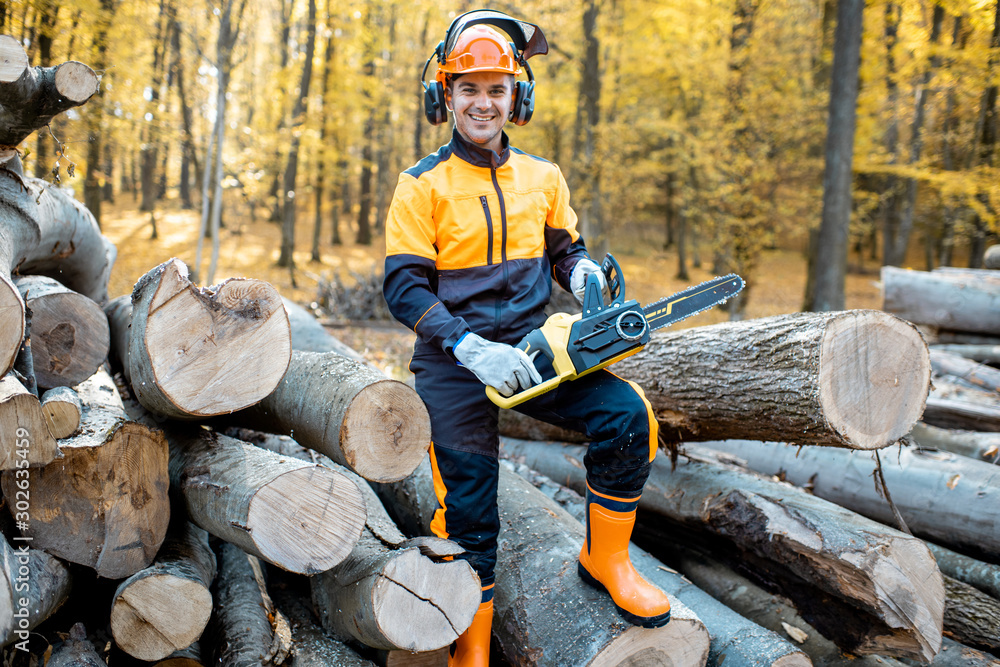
[491,166,508,341]
[480,196,493,266]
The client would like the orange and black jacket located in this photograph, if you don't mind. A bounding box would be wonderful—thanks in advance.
[384,129,590,358]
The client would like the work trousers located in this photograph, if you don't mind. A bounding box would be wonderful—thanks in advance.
[412,350,658,590]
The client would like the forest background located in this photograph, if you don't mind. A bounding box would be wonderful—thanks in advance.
[2,0,999,327]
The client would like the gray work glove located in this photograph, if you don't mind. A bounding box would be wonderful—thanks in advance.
[570,258,608,304]
[453,332,542,397]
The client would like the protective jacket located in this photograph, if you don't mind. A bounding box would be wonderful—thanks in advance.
[383,129,589,358]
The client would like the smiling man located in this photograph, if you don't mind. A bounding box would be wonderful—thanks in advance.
[383,12,671,666]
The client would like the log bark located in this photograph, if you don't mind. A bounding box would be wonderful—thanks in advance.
[663,546,907,667]
[922,396,1000,432]
[111,521,217,661]
[613,310,930,450]
[271,587,375,667]
[905,638,1000,667]
[502,459,812,667]
[160,423,365,575]
[0,372,59,467]
[15,275,110,389]
[932,344,1000,365]
[925,541,1000,601]
[0,534,72,647]
[210,542,291,667]
[0,369,169,578]
[109,259,291,419]
[698,440,1000,561]
[499,438,945,662]
[281,295,365,362]
[0,155,39,379]
[882,266,1000,336]
[238,350,430,482]
[48,623,107,667]
[155,643,205,667]
[40,385,81,439]
[940,575,1000,653]
[375,458,713,667]
[909,422,1000,463]
[930,349,1000,394]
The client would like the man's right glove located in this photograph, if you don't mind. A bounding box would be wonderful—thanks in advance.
[453,332,542,397]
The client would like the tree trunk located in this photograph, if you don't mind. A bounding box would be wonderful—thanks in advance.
[139,0,172,213]
[500,438,945,662]
[281,297,366,362]
[0,373,59,467]
[154,643,205,667]
[924,541,1000,602]
[811,0,863,310]
[930,349,1000,393]
[663,545,907,667]
[576,0,605,258]
[31,0,59,178]
[156,423,365,574]
[909,422,1000,463]
[613,310,930,450]
[882,266,1000,335]
[503,459,811,667]
[1,369,170,579]
[210,542,291,667]
[105,259,291,419]
[110,521,216,661]
[39,385,80,438]
[922,396,1000,432]
[374,459,711,667]
[0,534,72,647]
[698,440,1000,562]
[237,350,430,482]
[277,0,317,269]
[14,275,110,389]
[171,16,200,210]
[310,0,335,263]
[48,623,106,667]
[940,575,1000,654]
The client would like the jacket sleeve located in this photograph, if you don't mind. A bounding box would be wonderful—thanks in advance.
[544,165,591,292]
[383,173,471,358]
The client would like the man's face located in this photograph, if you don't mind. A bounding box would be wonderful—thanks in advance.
[446,71,514,154]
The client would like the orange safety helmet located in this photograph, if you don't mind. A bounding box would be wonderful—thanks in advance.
[434,24,521,85]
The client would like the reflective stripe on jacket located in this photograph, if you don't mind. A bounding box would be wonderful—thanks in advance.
[383,129,589,357]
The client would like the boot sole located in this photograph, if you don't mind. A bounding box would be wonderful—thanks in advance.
[577,563,671,629]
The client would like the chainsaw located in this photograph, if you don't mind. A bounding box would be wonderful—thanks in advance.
[485,254,744,408]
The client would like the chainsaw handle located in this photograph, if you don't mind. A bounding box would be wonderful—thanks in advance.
[486,375,568,409]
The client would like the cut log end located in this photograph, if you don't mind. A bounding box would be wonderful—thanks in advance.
[372,549,480,652]
[343,379,431,482]
[41,386,81,438]
[588,617,711,667]
[137,259,292,416]
[0,277,24,376]
[819,311,930,449]
[247,466,366,574]
[110,575,212,661]
[0,35,28,83]
[53,61,99,103]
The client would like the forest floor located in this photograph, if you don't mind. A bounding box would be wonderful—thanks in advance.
[102,196,886,379]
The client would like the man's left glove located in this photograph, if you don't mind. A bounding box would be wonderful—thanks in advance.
[571,258,608,304]
[454,332,542,397]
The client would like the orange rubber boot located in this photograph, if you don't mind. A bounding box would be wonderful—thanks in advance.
[449,599,493,667]
[578,484,671,628]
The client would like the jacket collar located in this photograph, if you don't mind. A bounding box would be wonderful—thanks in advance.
[450,127,511,169]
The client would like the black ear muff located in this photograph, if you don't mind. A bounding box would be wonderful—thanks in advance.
[423,81,448,126]
[510,80,535,126]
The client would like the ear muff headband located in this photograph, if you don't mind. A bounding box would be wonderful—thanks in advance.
[419,10,547,126]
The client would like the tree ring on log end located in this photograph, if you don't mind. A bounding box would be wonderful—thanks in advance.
[110,574,212,661]
[141,261,291,416]
[819,312,930,450]
[587,619,708,667]
[53,61,99,103]
[247,466,366,574]
[0,36,28,83]
[31,289,110,389]
[0,277,24,376]
[372,549,480,652]
[341,379,431,482]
